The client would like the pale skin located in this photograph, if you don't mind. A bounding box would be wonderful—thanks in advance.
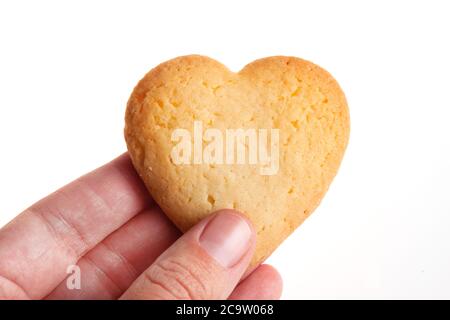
[0,154,282,300]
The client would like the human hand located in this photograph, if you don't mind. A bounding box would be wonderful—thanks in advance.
[0,154,282,299]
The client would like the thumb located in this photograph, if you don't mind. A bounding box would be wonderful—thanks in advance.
[120,209,256,300]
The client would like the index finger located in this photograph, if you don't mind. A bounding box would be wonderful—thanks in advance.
[0,153,152,299]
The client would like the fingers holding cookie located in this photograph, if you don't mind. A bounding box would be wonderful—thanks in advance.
[120,210,258,300]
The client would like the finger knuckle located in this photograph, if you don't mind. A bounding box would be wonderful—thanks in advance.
[144,257,210,300]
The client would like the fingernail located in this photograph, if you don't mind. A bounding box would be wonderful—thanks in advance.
[199,211,253,268]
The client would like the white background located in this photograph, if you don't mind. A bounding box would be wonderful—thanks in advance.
[1,0,449,299]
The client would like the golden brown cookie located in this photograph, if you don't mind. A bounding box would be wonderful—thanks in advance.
[125,55,350,266]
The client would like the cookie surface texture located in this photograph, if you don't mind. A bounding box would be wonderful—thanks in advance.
[125,55,350,266]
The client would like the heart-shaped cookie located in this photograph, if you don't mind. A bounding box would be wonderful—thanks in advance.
[125,55,349,266]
